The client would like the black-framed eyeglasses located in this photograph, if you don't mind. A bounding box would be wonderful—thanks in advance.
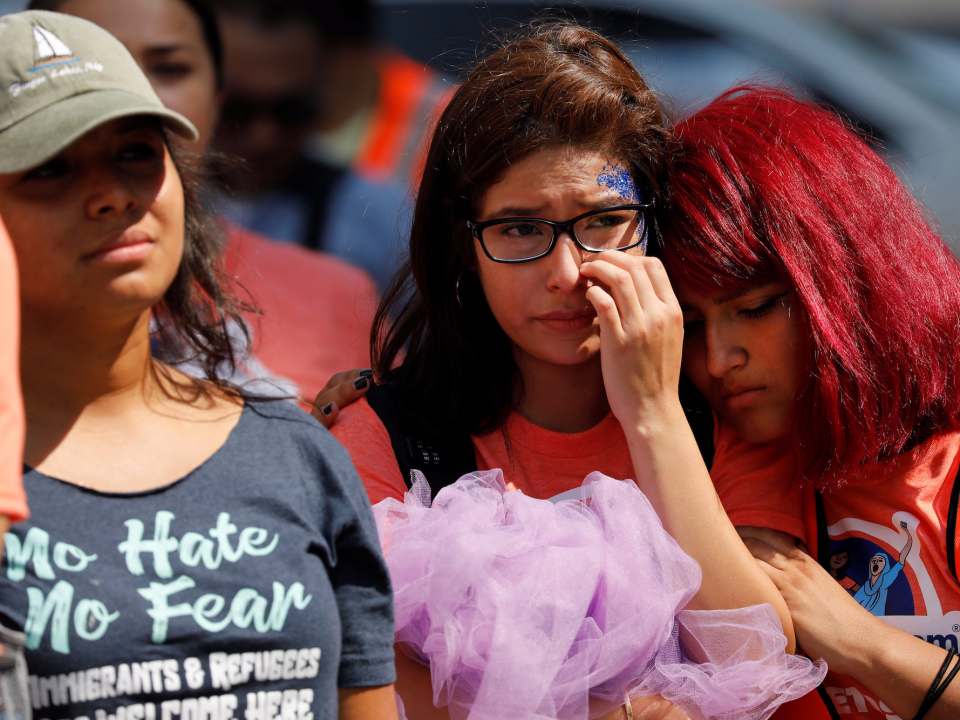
[467,203,653,263]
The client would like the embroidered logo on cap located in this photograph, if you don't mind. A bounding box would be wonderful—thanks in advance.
[8,23,104,97]
[31,25,75,71]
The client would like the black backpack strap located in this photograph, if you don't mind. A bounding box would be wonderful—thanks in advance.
[809,497,842,720]
[815,684,843,720]
[809,489,844,720]
[679,373,715,469]
[365,384,478,499]
[947,459,960,585]
[364,384,411,484]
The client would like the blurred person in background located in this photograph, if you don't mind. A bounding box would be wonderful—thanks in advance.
[210,0,408,292]
[30,0,379,402]
[295,0,451,188]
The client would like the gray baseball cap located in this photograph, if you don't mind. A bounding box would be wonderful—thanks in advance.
[0,10,198,173]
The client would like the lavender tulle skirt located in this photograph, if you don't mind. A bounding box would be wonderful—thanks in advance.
[373,470,826,720]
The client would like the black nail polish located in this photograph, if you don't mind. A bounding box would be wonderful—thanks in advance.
[353,377,369,390]
[322,402,335,416]
[359,369,374,378]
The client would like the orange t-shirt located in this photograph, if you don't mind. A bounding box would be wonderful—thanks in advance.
[710,419,803,540]
[0,219,28,523]
[713,419,960,719]
[223,223,377,402]
[330,396,635,504]
[335,400,830,717]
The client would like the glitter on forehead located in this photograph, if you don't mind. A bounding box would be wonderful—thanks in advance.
[596,163,641,204]
[597,162,647,252]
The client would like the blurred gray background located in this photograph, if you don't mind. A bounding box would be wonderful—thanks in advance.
[5,0,960,246]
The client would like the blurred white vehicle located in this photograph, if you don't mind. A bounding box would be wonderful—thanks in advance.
[375,0,960,246]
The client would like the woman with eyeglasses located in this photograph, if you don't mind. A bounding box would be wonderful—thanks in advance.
[327,23,824,720]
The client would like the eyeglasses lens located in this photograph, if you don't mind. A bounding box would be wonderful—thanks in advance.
[575,208,643,251]
[481,221,554,261]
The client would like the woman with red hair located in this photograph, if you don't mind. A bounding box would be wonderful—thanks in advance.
[661,85,960,719]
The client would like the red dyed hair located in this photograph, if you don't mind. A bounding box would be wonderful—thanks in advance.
[660,85,960,484]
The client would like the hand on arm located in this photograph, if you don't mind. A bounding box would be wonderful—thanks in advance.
[579,252,794,648]
[310,369,373,428]
[745,527,960,719]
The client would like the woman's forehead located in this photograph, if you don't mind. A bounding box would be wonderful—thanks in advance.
[57,0,205,51]
[479,147,633,214]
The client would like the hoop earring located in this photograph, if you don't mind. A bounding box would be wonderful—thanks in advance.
[456,274,465,309]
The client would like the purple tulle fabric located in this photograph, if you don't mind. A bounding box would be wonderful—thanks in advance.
[374,470,826,720]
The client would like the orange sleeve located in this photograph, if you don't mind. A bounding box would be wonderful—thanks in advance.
[711,419,804,540]
[330,395,407,505]
[0,218,28,523]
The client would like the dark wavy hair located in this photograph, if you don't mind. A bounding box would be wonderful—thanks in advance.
[372,22,671,436]
[660,85,960,484]
[151,131,252,398]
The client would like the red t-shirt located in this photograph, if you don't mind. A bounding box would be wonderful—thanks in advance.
[713,419,960,719]
[0,219,28,523]
[330,396,635,504]
[223,223,377,402]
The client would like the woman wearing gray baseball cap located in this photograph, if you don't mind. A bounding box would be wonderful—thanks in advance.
[0,11,399,720]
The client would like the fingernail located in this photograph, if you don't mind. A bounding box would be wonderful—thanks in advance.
[322,402,335,416]
[353,377,369,390]
[359,369,374,378]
